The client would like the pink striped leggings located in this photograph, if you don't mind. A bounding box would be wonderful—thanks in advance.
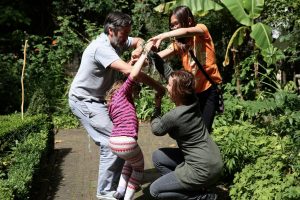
[109,136,144,191]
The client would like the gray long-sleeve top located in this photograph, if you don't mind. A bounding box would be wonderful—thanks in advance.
[151,100,223,189]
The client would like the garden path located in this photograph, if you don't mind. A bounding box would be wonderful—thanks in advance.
[39,123,228,200]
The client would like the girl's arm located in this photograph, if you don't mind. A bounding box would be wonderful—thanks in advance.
[129,41,154,81]
[129,41,165,98]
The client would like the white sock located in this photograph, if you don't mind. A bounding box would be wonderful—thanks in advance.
[116,185,126,197]
[124,187,135,200]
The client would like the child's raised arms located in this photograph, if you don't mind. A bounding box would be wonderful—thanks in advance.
[129,41,154,80]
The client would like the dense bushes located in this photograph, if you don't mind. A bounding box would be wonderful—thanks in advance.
[0,114,54,200]
[0,0,299,199]
[212,90,300,199]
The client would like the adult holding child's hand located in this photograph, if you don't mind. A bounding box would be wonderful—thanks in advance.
[68,11,164,200]
[148,5,223,133]
[149,70,223,200]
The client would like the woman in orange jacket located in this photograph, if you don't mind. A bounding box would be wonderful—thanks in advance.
[149,5,222,132]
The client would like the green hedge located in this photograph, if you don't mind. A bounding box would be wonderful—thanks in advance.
[0,114,50,152]
[212,91,300,199]
[0,113,54,200]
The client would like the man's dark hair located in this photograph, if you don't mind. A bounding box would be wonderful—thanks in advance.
[104,11,133,34]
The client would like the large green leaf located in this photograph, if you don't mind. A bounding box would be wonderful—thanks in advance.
[178,0,223,16]
[221,0,252,26]
[250,23,272,50]
[243,0,264,19]
[154,1,177,14]
[223,26,249,66]
[154,0,223,16]
[261,46,285,66]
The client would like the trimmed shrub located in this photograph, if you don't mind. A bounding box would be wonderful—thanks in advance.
[0,113,54,199]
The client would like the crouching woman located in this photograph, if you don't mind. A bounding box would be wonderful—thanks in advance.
[150,70,223,200]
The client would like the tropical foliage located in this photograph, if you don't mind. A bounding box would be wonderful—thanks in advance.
[0,0,299,199]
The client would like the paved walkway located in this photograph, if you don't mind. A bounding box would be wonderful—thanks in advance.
[47,123,176,200]
[45,123,229,200]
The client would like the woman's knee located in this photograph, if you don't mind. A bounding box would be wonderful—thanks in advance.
[149,182,160,199]
[152,149,164,168]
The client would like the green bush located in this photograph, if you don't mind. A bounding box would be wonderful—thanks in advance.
[26,88,50,115]
[0,53,23,115]
[135,85,175,122]
[213,123,267,177]
[0,113,53,200]
[230,135,300,199]
[52,114,79,129]
[0,114,47,152]
[214,90,300,128]
[213,89,300,198]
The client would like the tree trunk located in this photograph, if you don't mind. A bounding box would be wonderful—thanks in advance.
[232,48,242,99]
[254,61,260,95]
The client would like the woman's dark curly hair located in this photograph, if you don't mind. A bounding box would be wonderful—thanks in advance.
[169,70,196,105]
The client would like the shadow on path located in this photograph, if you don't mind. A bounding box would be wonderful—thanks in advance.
[47,148,72,200]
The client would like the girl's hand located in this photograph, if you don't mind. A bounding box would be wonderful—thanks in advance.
[148,35,163,50]
[142,40,154,55]
[131,40,153,62]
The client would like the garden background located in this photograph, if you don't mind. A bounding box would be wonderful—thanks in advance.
[0,0,299,199]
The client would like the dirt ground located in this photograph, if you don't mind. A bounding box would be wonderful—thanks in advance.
[32,123,229,200]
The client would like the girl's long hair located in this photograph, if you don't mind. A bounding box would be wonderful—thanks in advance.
[105,79,141,105]
[105,80,124,105]
[169,6,196,49]
[169,6,196,30]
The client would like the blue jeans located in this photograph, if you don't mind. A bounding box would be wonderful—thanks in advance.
[69,98,124,196]
[150,148,203,200]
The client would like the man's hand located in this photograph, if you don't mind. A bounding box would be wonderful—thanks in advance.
[128,58,139,66]
[131,38,145,60]
[131,48,143,60]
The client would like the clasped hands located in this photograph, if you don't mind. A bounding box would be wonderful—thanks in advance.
[130,35,163,63]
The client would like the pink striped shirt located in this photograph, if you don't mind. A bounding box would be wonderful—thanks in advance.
[109,77,139,138]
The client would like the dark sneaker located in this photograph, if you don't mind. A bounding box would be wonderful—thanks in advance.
[197,193,217,200]
[113,191,124,199]
[96,191,117,200]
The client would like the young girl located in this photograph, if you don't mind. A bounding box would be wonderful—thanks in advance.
[106,41,156,200]
[150,70,223,200]
[149,6,222,132]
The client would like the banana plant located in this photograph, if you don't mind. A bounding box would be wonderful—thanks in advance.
[153,0,285,98]
[221,0,284,67]
[154,0,284,66]
[221,0,285,97]
[154,0,223,16]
